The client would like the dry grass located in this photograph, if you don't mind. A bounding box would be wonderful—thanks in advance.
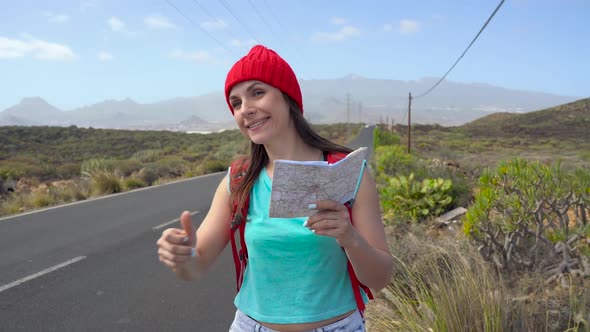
[367,226,503,332]
[366,224,590,332]
[88,171,123,195]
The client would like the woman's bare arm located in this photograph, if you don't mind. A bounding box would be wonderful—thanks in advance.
[345,169,393,290]
[157,175,232,281]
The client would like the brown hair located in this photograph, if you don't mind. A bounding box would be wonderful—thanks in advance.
[229,94,352,218]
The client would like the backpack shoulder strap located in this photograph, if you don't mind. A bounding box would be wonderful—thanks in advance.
[229,158,250,292]
[229,157,249,193]
[326,151,348,164]
[327,150,374,316]
[229,152,374,316]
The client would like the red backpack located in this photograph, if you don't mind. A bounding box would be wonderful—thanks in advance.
[228,151,374,316]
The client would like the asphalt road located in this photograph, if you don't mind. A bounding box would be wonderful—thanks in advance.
[0,125,374,331]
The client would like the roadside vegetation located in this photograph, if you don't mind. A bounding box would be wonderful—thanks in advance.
[0,123,363,217]
[366,97,590,331]
[2,97,589,330]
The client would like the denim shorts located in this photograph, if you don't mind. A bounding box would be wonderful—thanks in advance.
[228,309,365,332]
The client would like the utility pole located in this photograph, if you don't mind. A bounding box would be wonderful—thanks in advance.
[358,101,362,123]
[346,93,351,139]
[407,92,412,154]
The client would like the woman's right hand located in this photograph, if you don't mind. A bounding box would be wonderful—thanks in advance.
[156,211,197,278]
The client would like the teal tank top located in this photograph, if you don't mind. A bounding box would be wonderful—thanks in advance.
[232,164,368,324]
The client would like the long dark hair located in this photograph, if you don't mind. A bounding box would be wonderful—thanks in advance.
[229,94,352,217]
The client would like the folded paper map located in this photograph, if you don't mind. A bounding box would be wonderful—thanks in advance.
[269,147,368,218]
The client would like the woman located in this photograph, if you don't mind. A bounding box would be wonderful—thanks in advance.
[157,45,393,332]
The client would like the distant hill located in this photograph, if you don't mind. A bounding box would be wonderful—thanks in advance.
[463,97,590,139]
[0,97,65,126]
[0,76,581,130]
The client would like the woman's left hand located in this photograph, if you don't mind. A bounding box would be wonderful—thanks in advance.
[304,200,360,248]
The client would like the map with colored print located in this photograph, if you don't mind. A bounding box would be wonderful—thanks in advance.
[269,147,368,218]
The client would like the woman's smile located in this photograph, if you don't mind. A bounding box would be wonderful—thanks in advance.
[247,117,270,130]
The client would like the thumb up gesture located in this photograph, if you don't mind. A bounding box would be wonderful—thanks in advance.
[157,211,196,273]
[180,211,196,249]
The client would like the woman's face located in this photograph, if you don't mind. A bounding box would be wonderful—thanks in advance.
[228,80,292,145]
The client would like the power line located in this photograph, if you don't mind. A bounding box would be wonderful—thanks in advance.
[262,0,291,38]
[413,0,505,99]
[258,0,306,64]
[164,0,237,56]
[256,0,307,63]
[190,0,216,19]
[190,0,245,51]
[217,0,260,44]
[246,0,283,48]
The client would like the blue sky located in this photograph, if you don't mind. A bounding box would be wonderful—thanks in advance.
[0,0,588,111]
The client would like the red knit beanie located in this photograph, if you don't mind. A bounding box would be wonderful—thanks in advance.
[224,45,303,114]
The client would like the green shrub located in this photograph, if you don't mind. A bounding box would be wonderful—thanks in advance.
[189,142,213,154]
[579,151,590,162]
[114,159,143,177]
[89,171,123,195]
[136,166,161,186]
[28,191,55,208]
[0,161,44,179]
[81,158,115,177]
[374,145,421,179]
[415,163,474,209]
[124,177,147,190]
[201,160,229,174]
[56,162,81,179]
[153,177,174,186]
[214,142,246,162]
[380,173,453,224]
[132,149,162,163]
[464,158,590,274]
[0,194,26,215]
[39,162,57,180]
[0,166,24,180]
[373,126,401,148]
[154,156,189,177]
[58,181,90,201]
[183,170,197,178]
[181,152,207,163]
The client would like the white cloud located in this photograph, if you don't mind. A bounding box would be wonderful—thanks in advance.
[311,26,360,43]
[108,17,136,36]
[44,12,69,24]
[170,49,217,64]
[399,19,420,34]
[330,17,347,25]
[0,37,32,58]
[382,24,393,32]
[201,19,227,31]
[32,40,76,60]
[145,15,177,29]
[97,51,113,61]
[108,17,125,31]
[0,36,76,60]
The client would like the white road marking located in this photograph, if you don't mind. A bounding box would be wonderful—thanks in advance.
[0,256,87,293]
[152,211,200,230]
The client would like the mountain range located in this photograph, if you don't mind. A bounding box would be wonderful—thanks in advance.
[0,76,581,132]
